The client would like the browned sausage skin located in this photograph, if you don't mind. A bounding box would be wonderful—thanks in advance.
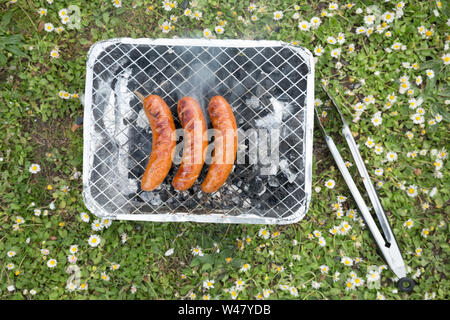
[137,93,176,191]
[201,96,237,193]
[172,97,208,191]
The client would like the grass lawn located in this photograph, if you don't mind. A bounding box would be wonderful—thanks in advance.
[0,0,448,300]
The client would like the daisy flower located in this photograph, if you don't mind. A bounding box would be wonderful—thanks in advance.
[273,11,283,21]
[421,228,430,238]
[417,25,427,35]
[442,53,450,65]
[416,107,425,115]
[191,246,204,256]
[348,43,355,53]
[325,179,335,189]
[354,277,365,287]
[203,279,215,289]
[66,281,77,292]
[28,163,41,174]
[374,168,384,176]
[376,292,385,300]
[163,0,177,11]
[404,219,414,229]
[7,263,15,270]
[7,250,16,257]
[248,3,257,12]
[101,218,112,229]
[355,26,366,34]
[327,36,337,45]
[408,97,423,109]
[341,256,353,266]
[424,29,434,39]
[319,265,329,274]
[425,69,435,79]
[298,21,310,31]
[38,8,47,16]
[437,148,448,159]
[415,76,423,86]
[329,2,338,10]
[101,272,110,281]
[202,28,212,38]
[371,112,382,126]
[365,137,375,149]
[80,212,90,223]
[61,16,70,25]
[415,248,423,257]
[391,42,402,50]
[310,16,321,28]
[110,263,120,271]
[214,25,224,34]
[69,245,78,254]
[330,48,341,59]
[364,15,376,25]
[411,113,424,124]
[235,279,245,291]
[91,220,103,231]
[88,234,101,247]
[314,45,324,56]
[47,258,57,268]
[67,255,77,264]
[313,230,322,238]
[240,263,251,272]
[229,287,239,300]
[406,185,418,198]
[258,227,270,239]
[345,279,356,291]
[15,216,25,224]
[367,270,380,282]
[262,288,272,298]
[386,151,398,162]
[112,0,122,7]
[58,8,68,18]
[314,98,323,107]
[337,32,345,44]
[318,237,326,247]
[160,21,172,33]
[184,8,192,17]
[329,226,339,235]
[382,11,395,23]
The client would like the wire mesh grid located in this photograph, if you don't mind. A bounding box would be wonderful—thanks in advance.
[83,38,314,224]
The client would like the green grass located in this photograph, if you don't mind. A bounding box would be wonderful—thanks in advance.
[0,0,448,300]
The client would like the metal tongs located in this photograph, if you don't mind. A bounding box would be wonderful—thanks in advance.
[316,86,415,293]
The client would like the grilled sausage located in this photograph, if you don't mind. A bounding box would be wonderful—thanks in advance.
[136,93,176,191]
[172,97,208,191]
[201,96,237,193]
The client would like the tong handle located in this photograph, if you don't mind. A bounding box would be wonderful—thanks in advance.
[315,112,389,251]
[341,124,393,243]
[321,85,392,243]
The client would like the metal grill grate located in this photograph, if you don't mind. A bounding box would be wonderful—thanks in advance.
[83,38,314,224]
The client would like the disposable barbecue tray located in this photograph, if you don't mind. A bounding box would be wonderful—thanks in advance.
[82,38,314,224]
